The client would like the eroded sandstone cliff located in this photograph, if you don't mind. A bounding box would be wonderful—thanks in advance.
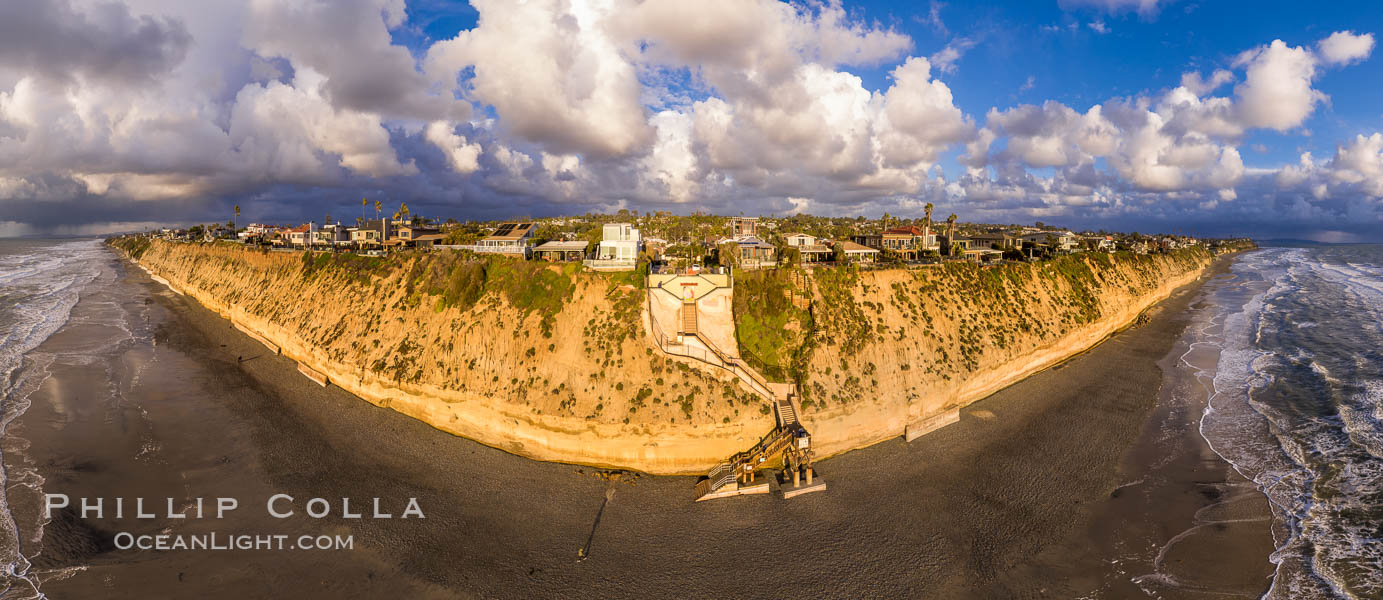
[732,248,1234,458]
[111,237,1242,473]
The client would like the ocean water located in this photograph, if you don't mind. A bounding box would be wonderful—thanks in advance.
[0,239,122,597]
[1198,245,1383,599]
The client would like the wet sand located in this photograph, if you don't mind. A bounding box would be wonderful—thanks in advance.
[15,252,1273,598]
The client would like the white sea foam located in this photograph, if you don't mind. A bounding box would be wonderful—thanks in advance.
[0,239,108,596]
[1197,247,1383,598]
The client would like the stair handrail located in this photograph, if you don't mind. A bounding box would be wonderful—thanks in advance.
[690,330,772,392]
[645,290,775,401]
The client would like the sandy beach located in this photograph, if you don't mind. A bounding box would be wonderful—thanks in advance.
[10,251,1273,598]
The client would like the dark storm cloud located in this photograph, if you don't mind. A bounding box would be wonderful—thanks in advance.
[244,0,467,122]
[0,0,191,84]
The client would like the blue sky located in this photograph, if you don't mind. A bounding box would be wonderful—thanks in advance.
[391,0,1383,183]
[1,0,1381,240]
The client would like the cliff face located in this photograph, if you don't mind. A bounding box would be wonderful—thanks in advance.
[737,248,1232,458]
[112,238,1237,473]
[115,239,774,474]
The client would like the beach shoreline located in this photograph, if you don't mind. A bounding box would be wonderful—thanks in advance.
[9,248,1274,598]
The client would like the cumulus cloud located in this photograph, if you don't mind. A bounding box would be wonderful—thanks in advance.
[1232,39,1324,131]
[1322,133,1383,197]
[0,1,1378,239]
[611,0,911,75]
[424,121,482,174]
[985,102,1117,168]
[1179,69,1233,96]
[970,31,1375,204]
[229,67,418,178]
[1317,31,1376,66]
[246,0,465,121]
[425,0,652,159]
[951,29,1383,235]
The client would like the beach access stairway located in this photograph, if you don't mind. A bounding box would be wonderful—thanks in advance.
[681,300,698,336]
[643,278,820,501]
[693,389,809,500]
[646,291,774,401]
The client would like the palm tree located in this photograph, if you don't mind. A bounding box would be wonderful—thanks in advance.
[233,204,240,232]
[400,202,410,225]
[924,202,934,249]
[374,200,382,222]
[947,214,957,240]
[361,197,367,223]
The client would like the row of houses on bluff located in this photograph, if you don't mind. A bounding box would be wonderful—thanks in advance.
[158,211,1218,275]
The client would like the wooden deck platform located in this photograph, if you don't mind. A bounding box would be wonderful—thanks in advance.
[781,477,827,499]
[695,481,770,501]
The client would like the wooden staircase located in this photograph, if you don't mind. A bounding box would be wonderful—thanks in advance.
[775,391,798,427]
[681,300,698,335]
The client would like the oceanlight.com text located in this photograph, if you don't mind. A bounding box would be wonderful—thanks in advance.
[113,532,354,551]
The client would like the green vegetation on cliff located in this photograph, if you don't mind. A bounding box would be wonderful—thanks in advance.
[732,269,812,383]
[111,236,154,260]
[728,247,1224,412]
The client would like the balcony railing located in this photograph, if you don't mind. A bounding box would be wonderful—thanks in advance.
[583,257,638,271]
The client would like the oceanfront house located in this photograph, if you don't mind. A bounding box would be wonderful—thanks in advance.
[797,244,834,263]
[961,247,1003,263]
[395,224,440,242]
[474,222,536,257]
[586,222,643,271]
[350,219,390,246]
[314,223,351,247]
[642,236,668,260]
[1050,231,1079,252]
[204,226,235,241]
[237,223,280,242]
[883,226,931,253]
[837,240,880,263]
[784,232,831,263]
[940,233,971,256]
[286,224,312,248]
[534,240,589,262]
[1020,231,1079,253]
[723,235,776,269]
[729,216,759,237]
[408,233,448,250]
[861,226,938,260]
[851,232,883,250]
[1085,235,1115,251]
[968,231,1019,251]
